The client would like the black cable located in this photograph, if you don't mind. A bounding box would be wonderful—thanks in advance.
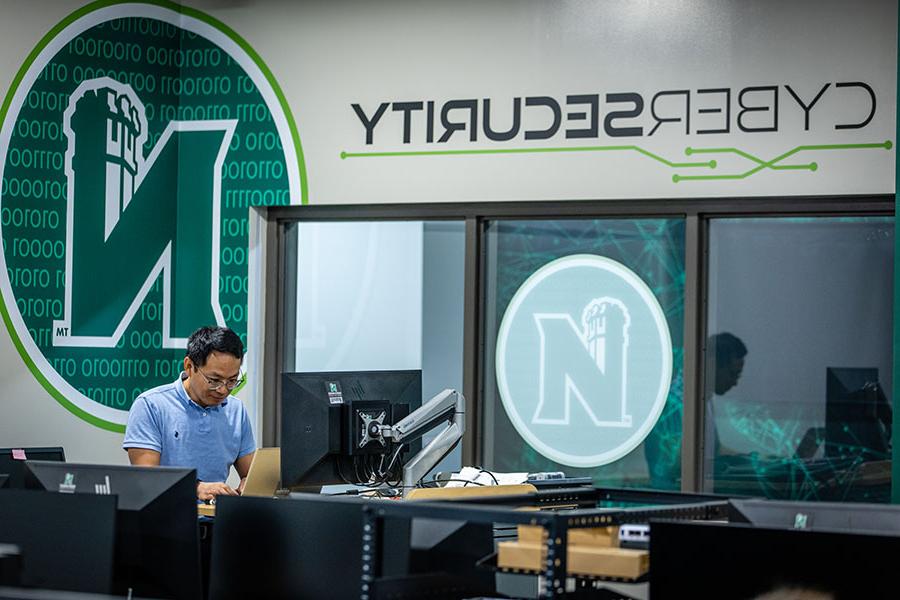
[336,457,354,486]
[419,478,486,488]
[383,444,405,479]
[476,468,499,485]
[353,456,365,485]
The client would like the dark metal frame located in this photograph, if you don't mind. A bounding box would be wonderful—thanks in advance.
[255,194,894,491]
[357,494,730,599]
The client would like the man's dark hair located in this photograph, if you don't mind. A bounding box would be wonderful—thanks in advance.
[710,332,747,364]
[186,326,244,366]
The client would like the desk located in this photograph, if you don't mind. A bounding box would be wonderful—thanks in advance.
[406,483,537,501]
[359,492,728,599]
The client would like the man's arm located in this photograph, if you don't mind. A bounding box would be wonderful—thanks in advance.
[126,448,161,466]
[234,451,255,495]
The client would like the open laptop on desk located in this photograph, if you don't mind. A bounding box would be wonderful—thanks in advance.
[198,448,281,516]
[241,447,281,497]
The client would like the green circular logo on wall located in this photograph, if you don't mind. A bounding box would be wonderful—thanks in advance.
[0,0,306,431]
[495,254,673,467]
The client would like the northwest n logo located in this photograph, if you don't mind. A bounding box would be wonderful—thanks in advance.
[52,77,232,349]
[533,297,632,427]
[496,254,672,467]
[0,3,304,430]
[53,77,236,348]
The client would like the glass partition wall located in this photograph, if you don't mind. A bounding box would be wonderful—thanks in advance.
[705,217,894,502]
[260,197,894,498]
[279,220,467,479]
[481,218,686,490]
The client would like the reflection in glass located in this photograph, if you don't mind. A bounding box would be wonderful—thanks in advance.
[705,217,893,502]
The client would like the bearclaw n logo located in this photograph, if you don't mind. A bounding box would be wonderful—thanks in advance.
[496,254,672,467]
[0,2,303,430]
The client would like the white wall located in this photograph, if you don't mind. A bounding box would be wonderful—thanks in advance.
[191,0,896,203]
[0,0,895,462]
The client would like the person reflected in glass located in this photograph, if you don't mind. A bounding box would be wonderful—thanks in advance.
[123,326,256,501]
[706,332,750,480]
[711,332,746,397]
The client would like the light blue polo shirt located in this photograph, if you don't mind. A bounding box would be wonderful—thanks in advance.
[122,373,256,483]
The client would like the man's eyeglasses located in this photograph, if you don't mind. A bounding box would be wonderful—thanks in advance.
[194,365,245,391]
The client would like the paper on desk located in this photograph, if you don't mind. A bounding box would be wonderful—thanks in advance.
[445,466,528,488]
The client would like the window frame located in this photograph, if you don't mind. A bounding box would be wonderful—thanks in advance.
[253,194,893,491]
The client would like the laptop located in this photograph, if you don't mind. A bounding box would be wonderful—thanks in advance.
[198,448,281,517]
[241,447,281,497]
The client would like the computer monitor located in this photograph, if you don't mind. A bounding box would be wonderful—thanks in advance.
[24,462,201,600]
[0,448,65,489]
[650,519,900,599]
[825,367,892,459]
[209,493,494,600]
[280,370,422,491]
[728,498,900,535]
[0,489,117,594]
[209,494,407,599]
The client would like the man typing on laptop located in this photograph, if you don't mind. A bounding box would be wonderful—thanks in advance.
[123,326,256,502]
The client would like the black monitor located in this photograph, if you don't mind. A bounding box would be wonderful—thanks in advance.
[728,498,900,535]
[650,519,900,599]
[24,462,201,600]
[209,493,495,600]
[825,367,892,459]
[0,489,117,594]
[209,494,408,599]
[280,370,422,491]
[0,476,7,490]
[0,448,65,490]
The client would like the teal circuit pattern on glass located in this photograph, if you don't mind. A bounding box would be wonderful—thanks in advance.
[483,218,685,490]
[705,217,893,503]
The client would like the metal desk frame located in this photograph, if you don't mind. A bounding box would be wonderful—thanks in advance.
[359,488,730,599]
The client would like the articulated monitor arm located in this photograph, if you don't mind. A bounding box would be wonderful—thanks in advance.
[379,389,465,497]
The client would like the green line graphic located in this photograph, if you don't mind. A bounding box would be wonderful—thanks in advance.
[341,146,715,169]
[675,141,893,182]
[341,140,893,183]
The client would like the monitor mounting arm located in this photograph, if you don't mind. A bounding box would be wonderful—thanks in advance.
[379,389,465,497]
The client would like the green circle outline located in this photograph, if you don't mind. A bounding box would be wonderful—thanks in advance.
[0,0,307,432]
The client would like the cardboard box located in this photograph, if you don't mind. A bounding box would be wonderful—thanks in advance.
[497,541,649,579]
[517,524,619,547]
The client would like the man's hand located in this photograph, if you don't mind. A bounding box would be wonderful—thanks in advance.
[236,477,248,495]
[197,481,239,501]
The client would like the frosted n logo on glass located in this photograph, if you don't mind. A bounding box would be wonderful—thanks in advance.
[496,254,672,467]
[533,297,632,427]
